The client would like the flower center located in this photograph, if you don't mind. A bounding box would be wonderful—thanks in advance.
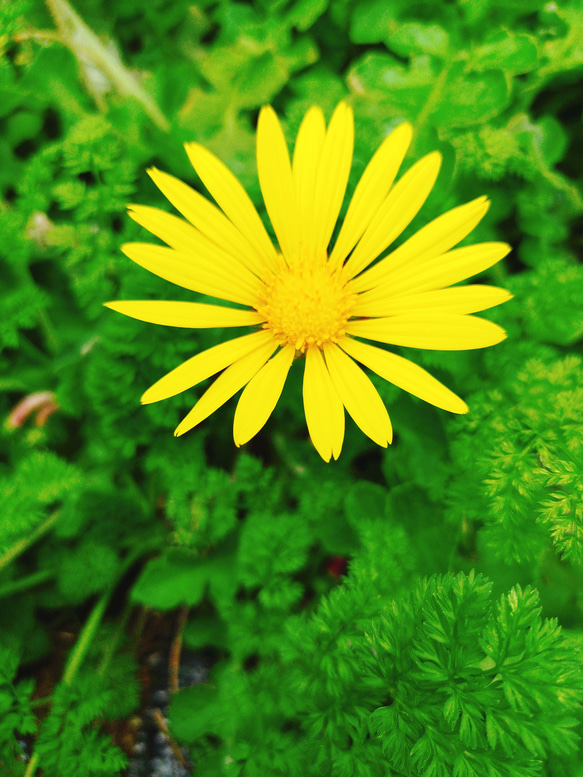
[257,262,354,352]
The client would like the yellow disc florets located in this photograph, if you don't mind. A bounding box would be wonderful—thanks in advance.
[257,261,355,352]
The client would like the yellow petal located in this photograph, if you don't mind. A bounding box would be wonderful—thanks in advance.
[146,167,268,278]
[292,106,326,254]
[141,329,274,404]
[367,242,512,299]
[174,338,278,436]
[256,105,300,264]
[310,102,354,257]
[342,151,442,281]
[104,300,265,328]
[350,196,490,294]
[121,242,262,307]
[303,346,345,462]
[127,206,263,296]
[127,205,206,253]
[184,141,280,274]
[323,343,392,447]
[339,337,468,414]
[233,345,294,446]
[346,314,507,350]
[328,121,413,270]
[352,284,513,318]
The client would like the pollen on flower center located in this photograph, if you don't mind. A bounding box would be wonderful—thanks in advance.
[257,262,354,352]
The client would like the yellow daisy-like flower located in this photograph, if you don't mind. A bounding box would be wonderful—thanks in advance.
[106,102,512,461]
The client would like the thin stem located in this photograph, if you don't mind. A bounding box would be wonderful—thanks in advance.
[408,60,453,158]
[62,587,111,686]
[169,606,189,695]
[30,695,53,708]
[151,708,191,772]
[19,334,51,364]
[0,512,60,573]
[45,0,169,131]
[97,597,134,677]
[23,549,143,777]
[0,570,53,599]
[23,753,39,777]
[62,549,143,685]
[37,308,59,355]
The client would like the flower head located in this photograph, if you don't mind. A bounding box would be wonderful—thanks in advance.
[106,102,511,461]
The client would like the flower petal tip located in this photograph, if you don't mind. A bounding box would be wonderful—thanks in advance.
[140,391,157,406]
[120,243,133,256]
[395,121,414,145]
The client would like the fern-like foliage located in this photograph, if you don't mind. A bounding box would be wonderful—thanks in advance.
[33,651,139,777]
[0,646,37,773]
[448,353,583,567]
[169,567,583,777]
[0,450,81,554]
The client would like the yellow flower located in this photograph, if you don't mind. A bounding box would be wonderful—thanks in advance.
[106,102,512,461]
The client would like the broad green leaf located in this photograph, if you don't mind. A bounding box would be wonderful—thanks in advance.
[349,0,395,44]
[344,481,388,527]
[473,31,539,74]
[347,52,434,117]
[130,549,210,609]
[169,684,222,743]
[432,63,511,127]
[285,0,329,31]
[386,22,449,58]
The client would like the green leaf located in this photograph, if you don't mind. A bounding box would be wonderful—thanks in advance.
[183,615,229,650]
[472,31,539,75]
[347,52,434,117]
[385,22,450,58]
[57,540,119,604]
[432,63,511,128]
[344,481,388,527]
[285,0,329,32]
[130,549,210,609]
[349,0,395,44]
[169,683,222,744]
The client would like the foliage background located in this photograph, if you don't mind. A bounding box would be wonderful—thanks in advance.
[1,0,583,775]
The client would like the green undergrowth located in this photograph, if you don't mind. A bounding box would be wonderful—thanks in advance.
[1,0,583,775]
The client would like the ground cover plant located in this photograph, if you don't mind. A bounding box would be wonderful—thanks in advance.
[1,0,583,775]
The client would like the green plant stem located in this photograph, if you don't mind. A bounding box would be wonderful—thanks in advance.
[23,548,143,777]
[0,512,60,573]
[63,549,144,684]
[97,596,134,677]
[408,60,453,157]
[62,586,112,686]
[0,570,53,599]
[45,0,169,131]
[30,695,53,708]
[37,307,59,355]
[19,334,51,364]
[23,753,39,777]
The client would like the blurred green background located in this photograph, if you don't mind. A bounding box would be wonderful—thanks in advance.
[1,1,583,775]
